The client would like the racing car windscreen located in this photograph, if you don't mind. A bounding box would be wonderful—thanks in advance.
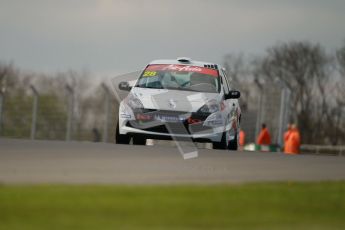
[135,64,220,93]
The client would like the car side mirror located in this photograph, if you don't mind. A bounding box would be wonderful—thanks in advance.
[119,81,132,91]
[226,90,241,99]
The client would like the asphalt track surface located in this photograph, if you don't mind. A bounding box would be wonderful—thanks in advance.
[0,138,345,184]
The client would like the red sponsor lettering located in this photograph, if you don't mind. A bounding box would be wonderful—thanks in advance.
[146,64,218,77]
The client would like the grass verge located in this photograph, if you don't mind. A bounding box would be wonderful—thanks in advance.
[1,182,344,230]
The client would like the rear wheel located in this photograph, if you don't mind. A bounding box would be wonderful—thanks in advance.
[115,122,131,144]
[229,116,240,151]
[228,131,238,150]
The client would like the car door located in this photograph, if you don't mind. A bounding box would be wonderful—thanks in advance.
[218,70,231,124]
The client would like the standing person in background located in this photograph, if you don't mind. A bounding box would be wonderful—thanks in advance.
[283,123,292,152]
[257,123,271,145]
[239,129,246,150]
[284,124,301,154]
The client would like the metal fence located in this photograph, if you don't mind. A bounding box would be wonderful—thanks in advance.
[239,80,290,147]
[0,76,291,146]
[2,75,341,156]
[0,84,119,143]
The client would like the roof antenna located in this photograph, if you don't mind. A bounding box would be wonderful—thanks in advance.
[177,57,192,63]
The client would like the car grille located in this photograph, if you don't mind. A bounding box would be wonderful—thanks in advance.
[126,110,214,135]
[126,121,215,135]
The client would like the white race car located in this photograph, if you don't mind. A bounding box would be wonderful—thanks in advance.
[116,58,241,150]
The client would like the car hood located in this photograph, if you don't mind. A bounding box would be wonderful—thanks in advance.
[130,87,221,112]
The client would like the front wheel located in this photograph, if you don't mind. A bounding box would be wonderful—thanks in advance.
[212,130,238,150]
[212,131,227,150]
[132,136,146,145]
[115,122,131,144]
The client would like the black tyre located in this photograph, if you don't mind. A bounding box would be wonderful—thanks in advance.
[228,131,238,150]
[229,116,240,151]
[132,136,146,145]
[212,131,227,150]
[115,122,131,144]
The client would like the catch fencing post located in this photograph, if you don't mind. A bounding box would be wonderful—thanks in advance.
[65,84,74,141]
[30,85,39,140]
[0,92,3,135]
[102,83,110,143]
[277,86,290,147]
[277,88,285,147]
[254,78,264,140]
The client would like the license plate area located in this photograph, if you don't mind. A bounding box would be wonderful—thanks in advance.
[135,111,188,123]
[153,114,184,123]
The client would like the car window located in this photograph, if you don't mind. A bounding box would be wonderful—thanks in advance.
[136,64,220,93]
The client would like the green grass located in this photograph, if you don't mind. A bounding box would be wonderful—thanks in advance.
[1,182,345,230]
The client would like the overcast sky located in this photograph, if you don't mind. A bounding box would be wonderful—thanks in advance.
[1,0,345,76]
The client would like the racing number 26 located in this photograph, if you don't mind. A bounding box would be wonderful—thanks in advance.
[143,71,157,77]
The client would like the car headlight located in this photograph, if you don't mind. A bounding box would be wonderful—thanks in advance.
[198,99,221,114]
[203,112,224,127]
[119,102,135,120]
[125,93,144,110]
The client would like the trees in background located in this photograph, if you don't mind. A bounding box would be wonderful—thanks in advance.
[224,41,345,145]
[334,42,345,144]
[259,41,332,143]
[223,54,256,112]
[0,63,111,141]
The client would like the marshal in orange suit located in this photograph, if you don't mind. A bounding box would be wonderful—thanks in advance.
[257,123,271,145]
[284,124,301,154]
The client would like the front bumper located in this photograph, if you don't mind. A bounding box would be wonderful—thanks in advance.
[121,121,225,142]
[118,103,235,142]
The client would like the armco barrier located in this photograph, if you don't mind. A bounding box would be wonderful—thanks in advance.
[301,145,345,156]
[243,143,345,156]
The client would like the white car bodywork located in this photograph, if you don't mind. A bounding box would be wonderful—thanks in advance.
[117,58,241,149]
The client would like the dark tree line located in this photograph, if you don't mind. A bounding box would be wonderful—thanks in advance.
[224,41,345,145]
